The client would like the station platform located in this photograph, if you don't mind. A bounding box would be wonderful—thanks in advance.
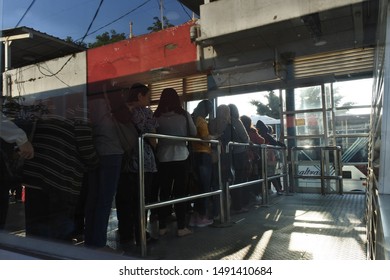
[107,192,367,260]
[3,192,367,260]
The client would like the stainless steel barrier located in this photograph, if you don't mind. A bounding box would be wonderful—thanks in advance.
[138,133,222,257]
[226,142,288,211]
[135,134,288,257]
[291,146,343,195]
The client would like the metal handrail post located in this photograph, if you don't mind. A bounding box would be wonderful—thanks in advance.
[217,143,226,223]
[261,145,269,205]
[139,136,147,257]
[225,143,232,222]
[291,147,296,193]
[320,148,325,195]
[282,148,291,195]
[337,146,343,194]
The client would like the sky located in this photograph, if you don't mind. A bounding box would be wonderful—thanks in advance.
[1,0,195,43]
[188,91,268,117]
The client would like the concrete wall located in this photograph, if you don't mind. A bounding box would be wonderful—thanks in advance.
[3,52,87,118]
[199,0,366,39]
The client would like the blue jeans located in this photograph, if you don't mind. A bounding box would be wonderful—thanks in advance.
[84,154,122,248]
[193,152,212,216]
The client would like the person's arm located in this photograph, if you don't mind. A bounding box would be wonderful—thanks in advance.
[1,113,34,159]
[250,129,265,145]
[186,112,198,137]
[17,141,34,159]
[233,119,250,143]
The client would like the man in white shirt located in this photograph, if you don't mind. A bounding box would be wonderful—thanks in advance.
[1,113,34,230]
[0,113,34,159]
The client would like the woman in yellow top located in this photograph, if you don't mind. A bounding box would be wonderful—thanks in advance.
[189,100,218,227]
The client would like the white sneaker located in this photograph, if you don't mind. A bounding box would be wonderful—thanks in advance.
[196,217,213,227]
[177,227,193,237]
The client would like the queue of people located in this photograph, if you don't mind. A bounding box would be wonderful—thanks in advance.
[0,85,286,256]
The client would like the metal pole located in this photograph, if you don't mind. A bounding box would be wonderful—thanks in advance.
[160,0,164,30]
[261,145,268,205]
[320,148,325,195]
[217,142,226,223]
[139,136,147,257]
[225,143,232,222]
[337,147,343,195]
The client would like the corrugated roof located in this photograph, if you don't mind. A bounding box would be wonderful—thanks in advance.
[1,26,86,70]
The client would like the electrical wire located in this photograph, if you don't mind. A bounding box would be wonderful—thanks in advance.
[37,0,105,78]
[75,0,152,42]
[177,0,192,20]
[15,0,37,27]
[79,0,105,43]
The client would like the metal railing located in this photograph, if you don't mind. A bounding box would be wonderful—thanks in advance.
[291,146,343,195]
[226,142,288,209]
[138,133,223,257]
[136,134,288,256]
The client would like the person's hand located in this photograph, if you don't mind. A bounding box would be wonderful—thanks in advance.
[18,141,34,159]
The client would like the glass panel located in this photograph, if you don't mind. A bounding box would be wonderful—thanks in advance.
[336,136,369,163]
[334,113,370,135]
[333,78,373,108]
[295,112,324,136]
[294,85,322,110]
[296,138,324,150]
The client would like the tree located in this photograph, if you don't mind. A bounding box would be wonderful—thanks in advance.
[250,91,280,119]
[147,16,174,32]
[250,87,354,119]
[64,36,87,48]
[88,30,126,48]
[63,30,126,49]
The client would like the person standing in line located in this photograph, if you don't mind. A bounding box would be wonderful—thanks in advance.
[84,90,124,250]
[208,104,233,219]
[188,99,217,228]
[228,104,250,213]
[153,88,197,237]
[0,113,34,230]
[22,113,99,241]
[240,115,265,204]
[115,83,158,250]
[209,104,233,186]
[256,120,285,194]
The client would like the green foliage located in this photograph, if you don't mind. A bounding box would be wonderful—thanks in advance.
[64,16,174,49]
[88,30,126,48]
[147,16,174,32]
[1,96,49,120]
[64,36,87,48]
[250,87,354,119]
[250,91,280,119]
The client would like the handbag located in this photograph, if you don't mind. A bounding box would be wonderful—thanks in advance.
[104,91,138,172]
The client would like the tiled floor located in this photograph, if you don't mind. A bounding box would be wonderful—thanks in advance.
[4,192,367,260]
[107,193,367,260]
